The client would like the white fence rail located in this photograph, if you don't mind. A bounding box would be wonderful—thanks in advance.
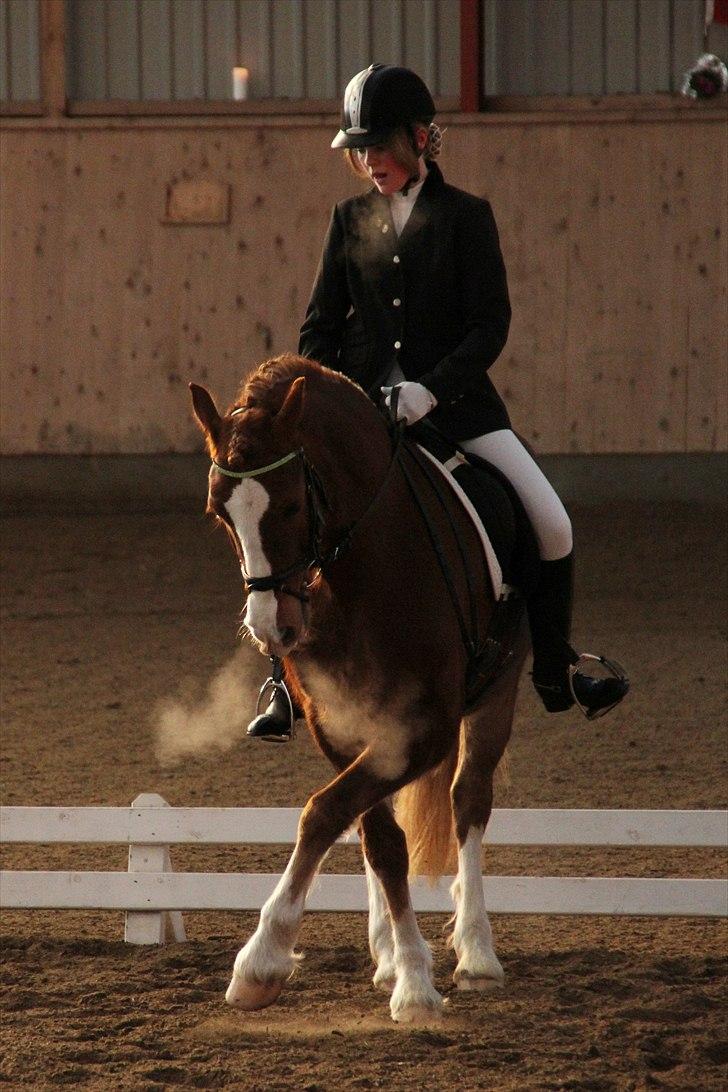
[1,796,726,945]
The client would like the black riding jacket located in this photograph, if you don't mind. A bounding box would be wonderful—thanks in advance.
[299,161,512,440]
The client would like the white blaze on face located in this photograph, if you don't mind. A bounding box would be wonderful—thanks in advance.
[224,479,280,647]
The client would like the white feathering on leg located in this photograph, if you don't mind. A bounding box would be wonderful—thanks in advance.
[364,858,396,991]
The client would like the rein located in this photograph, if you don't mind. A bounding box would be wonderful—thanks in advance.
[211,429,403,600]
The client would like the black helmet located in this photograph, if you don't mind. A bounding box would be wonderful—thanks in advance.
[331,64,436,149]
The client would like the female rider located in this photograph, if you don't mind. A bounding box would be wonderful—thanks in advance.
[249,64,628,740]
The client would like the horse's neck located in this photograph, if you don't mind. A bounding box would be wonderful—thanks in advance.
[311,397,393,529]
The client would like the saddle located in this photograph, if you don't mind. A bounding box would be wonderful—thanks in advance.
[410,423,540,596]
[404,422,541,710]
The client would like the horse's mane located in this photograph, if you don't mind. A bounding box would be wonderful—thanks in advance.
[232,353,364,418]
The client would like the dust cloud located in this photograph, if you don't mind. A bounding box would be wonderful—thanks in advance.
[153,647,265,766]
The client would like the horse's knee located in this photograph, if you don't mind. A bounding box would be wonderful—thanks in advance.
[298,791,347,850]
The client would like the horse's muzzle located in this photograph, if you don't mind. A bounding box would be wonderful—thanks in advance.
[244,585,308,658]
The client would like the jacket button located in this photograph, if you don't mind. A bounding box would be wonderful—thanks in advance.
[393,255,400,263]
[394,341,401,350]
[393,298,401,307]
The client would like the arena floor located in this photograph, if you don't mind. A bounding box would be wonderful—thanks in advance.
[1,500,726,1091]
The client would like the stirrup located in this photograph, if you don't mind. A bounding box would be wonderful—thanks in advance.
[568,653,629,721]
[247,657,294,743]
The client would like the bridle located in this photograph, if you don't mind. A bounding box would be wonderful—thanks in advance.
[211,427,402,603]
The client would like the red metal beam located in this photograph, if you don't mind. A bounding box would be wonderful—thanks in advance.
[460,0,482,112]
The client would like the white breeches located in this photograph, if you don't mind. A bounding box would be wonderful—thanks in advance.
[460,431,572,561]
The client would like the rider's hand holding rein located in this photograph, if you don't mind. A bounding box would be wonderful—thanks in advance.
[381,381,437,425]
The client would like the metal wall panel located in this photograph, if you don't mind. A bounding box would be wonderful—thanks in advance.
[238,1,272,98]
[67,0,107,99]
[304,0,338,100]
[436,0,459,96]
[61,0,713,103]
[172,0,206,98]
[605,0,638,93]
[570,0,605,94]
[0,3,9,101]
[271,0,304,98]
[64,0,460,101]
[205,0,236,100]
[482,0,709,97]
[107,0,140,99]
[2,0,41,101]
[139,0,172,99]
[638,0,672,94]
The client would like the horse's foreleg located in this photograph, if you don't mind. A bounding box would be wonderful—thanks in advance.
[360,803,444,1023]
[225,837,312,1009]
[448,665,521,992]
[226,753,406,1011]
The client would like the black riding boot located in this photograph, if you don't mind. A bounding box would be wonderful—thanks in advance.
[247,687,296,742]
[246,658,301,742]
[528,552,629,717]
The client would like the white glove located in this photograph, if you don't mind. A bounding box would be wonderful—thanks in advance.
[381,381,437,425]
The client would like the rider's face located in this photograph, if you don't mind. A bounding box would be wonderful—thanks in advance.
[358,144,413,195]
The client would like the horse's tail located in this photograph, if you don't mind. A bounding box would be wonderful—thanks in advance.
[394,731,461,881]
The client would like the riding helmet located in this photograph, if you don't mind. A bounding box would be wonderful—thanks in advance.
[331,64,436,149]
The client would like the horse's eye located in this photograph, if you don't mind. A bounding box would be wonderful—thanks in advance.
[281,502,301,519]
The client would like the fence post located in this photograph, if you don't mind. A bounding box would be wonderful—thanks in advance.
[124,793,187,945]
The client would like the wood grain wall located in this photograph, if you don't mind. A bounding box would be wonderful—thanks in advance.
[0,112,725,455]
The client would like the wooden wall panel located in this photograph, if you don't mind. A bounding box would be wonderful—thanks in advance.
[0,115,724,455]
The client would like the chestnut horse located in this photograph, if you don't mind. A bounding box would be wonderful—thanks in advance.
[190,354,528,1023]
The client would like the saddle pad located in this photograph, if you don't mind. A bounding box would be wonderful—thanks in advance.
[415,444,504,599]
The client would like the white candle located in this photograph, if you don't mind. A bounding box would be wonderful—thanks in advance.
[232,67,249,101]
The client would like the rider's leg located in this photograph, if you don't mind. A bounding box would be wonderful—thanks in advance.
[460,430,628,716]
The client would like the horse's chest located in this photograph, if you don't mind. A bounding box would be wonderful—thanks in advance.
[295,662,412,780]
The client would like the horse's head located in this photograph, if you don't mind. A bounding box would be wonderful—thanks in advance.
[190,363,317,658]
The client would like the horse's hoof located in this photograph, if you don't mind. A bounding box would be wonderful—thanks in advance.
[392,1003,445,1025]
[391,984,446,1024]
[225,972,283,1010]
[454,971,504,993]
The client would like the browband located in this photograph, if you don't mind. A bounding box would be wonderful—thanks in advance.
[211,448,303,480]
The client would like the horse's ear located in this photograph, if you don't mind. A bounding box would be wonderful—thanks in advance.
[275,376,306,432]
[189,382,221,439]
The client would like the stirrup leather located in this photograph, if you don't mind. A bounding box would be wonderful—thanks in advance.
[568,653,629,721]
